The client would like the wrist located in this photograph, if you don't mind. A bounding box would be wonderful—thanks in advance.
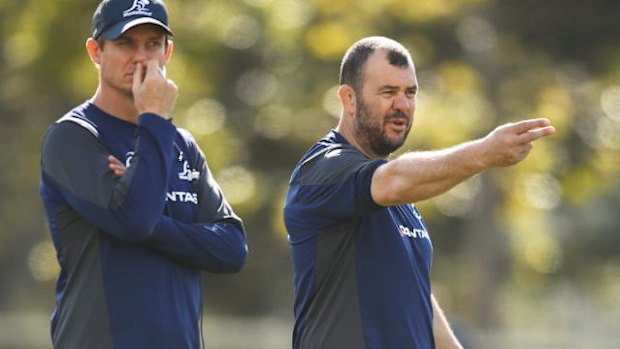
[460,138,488,174]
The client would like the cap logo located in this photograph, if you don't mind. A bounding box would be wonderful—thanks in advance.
[123,0,152,18]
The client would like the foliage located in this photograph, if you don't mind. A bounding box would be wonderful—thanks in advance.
[1,0,619,339]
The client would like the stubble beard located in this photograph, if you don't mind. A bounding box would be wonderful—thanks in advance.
[353,95,410,158]
[100,67,135,100]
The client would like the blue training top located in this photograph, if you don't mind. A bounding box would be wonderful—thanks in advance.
[284,130,434,349]
[40,101,247,349]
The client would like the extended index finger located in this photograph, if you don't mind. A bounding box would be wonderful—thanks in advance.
[511,118,552,134]
[133,62,144,88]
[520,125,556,143]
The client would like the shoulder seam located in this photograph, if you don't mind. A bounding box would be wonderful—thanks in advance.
[56,115,99,138]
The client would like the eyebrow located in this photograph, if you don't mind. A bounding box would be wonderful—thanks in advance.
[115,33,166,41]
[378,84,418,91]
[379,85,399,91]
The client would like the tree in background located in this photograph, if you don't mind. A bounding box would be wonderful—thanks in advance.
[1,0,619,341]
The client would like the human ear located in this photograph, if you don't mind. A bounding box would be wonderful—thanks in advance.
[85,38,102,65]
[164,40,174,62]
[337,84,357,117]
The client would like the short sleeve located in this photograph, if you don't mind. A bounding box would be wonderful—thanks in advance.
[291,145,387,222]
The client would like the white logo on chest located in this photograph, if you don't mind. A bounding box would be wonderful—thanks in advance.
[124,151,135,168]
[166,191,198,204]
[178,160,200,181]
[398,225,429,239]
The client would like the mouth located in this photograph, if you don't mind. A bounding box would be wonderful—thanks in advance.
[385,117,409,132]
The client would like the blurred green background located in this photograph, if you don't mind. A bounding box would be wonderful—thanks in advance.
[1,0,619,348]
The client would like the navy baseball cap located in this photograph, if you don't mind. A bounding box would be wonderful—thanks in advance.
[92,0,173,40]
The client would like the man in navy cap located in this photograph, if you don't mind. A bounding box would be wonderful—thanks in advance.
[39,1,248,348]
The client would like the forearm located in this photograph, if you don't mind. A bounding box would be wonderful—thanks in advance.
[432,294,463,349]
[146,215,248,272]
[371,118,556,206]
[104,113,177,239]
[41,114,177,242]
[371,139,486,206]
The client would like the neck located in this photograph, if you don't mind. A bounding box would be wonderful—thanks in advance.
[91,86,140,124]
[335,117,384,160]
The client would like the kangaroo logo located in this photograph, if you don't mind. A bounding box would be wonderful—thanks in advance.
[123,0,152,18]
[178,161,200,182]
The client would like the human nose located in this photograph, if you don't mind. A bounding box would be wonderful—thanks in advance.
[132,46,149,64]
[392,93,413,113]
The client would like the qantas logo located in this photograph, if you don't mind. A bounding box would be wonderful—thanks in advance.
[167,191,198,204]
[398,225,429,239]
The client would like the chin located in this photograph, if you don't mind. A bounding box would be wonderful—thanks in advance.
[386,133,407,146]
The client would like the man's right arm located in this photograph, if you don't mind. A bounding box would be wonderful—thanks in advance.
[41,114,176,242]
[371,118,555,206]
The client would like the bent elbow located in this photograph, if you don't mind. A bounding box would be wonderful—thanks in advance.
[216,222,248,273]
[218,242,248,273]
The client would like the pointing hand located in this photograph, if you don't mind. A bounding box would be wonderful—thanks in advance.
[480,118,556,167]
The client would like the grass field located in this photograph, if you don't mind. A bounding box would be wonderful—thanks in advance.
[1,312,618,348]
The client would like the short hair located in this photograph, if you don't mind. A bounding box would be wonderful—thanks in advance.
[339,36,413,92]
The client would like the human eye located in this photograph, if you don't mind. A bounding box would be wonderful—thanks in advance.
[381,88,397,97]
[147,39,164,49]
[115,38,132,47]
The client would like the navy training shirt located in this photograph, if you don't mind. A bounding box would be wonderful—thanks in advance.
[40,101,247,349]
[284,130,434,349]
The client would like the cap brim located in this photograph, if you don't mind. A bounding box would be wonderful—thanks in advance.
[100,17,173,40]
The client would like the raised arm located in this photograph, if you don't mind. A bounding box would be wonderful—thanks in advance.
[371,118,555,206]
[41,113,176,242]
[109,141,248,273]
[41,59,179,242]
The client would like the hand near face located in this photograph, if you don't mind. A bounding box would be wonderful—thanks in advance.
[480,118,556,167]
[132,59,178,118]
